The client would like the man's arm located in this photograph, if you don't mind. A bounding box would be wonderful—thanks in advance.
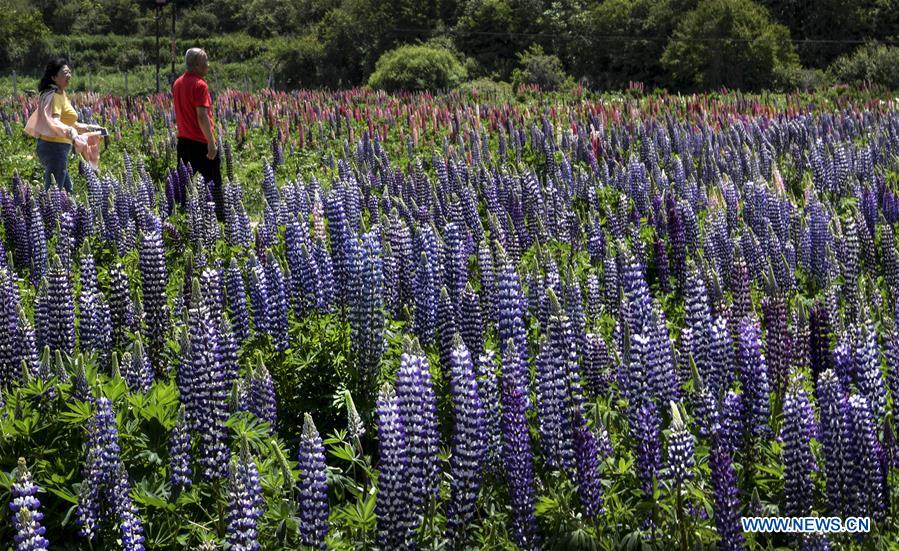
[196,106,217,159]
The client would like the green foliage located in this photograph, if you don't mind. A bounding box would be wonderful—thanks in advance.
[575,0,689,90]
[368,43,467,92]
[828,44,899,90]
[661,0,801,91]
[0,0,50,72]
[511,44,574,92]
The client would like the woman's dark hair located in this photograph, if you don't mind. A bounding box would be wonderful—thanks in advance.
[38,58,69,93]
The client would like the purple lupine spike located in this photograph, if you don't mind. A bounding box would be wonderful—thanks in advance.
[376,383,416,550]
[460,283,484,357]
[108,462,145,551]
[45,256,75,355]
[762,291,791,397]
[621,249,653,336]
[247,355,277,429]
[477,238,496,323]
[887,320,899,419]
[10,457,50,551]
[395,338,440,514]
[632,393,662,497]
[169,406,192,490]
[582,333,610,396]
[264,252,290,351]
[495,242,530,408]
[139,229,169,374]
[854,320,887,425]
[847,395,885,521]
[443,222,468,320]
[349,229,385,390]
[648,303,679,409]
[108,262,135,348]
[297,413,328,549]
[226,447,264,551]
[476,350,503,475]
[78,244,111,363]
[707,315,734,403]
[781,373,817,518]
[809,301,833,383]
[247,255,269,336]
[28,198,48,286]
[499,338,539,550]
[437,286,458,371]
[446,334,487,543]
[535,289,576,471]
[413,251,437,346]
[184,280,229,482]
[736,316,772,448]
[0,268,22,387]
[76,397,121,542]
[573,420,604,518]
[817,369,853,517]
[312,239,335,311]
[710,433,745,550]
[666,402,695,486]
[225,259,250,343]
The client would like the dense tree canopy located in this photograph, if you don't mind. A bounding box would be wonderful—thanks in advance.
[1,0,896,91]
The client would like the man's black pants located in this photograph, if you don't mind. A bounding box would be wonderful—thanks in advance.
[177,137,224,221]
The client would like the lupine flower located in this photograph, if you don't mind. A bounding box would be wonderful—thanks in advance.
[495,242,530,408]
[264,252,290,351]
[460,283,484,357]
[573,421,604,518]
[710,433,745,550]
[817,369,852,517]
[476,350,503,474]
[139,229,169,373]
[45,256,75,355]
[632,394,662,496]
[535,290,575,470]
[109,462,145,551]
[395,338,440,514]
[10,457,49,551]
[446,335,487,543]
[854,320,886,425]
[781,378,817,517]
[245,355,277,429]
[297,413,328,549]
[499,338,539,550]
[736,317,771,447]
[225,259,250,343]
[666,402,695,486]
[847,394,884,520]
[169,406,192,490]
[376,383,416,549]
[226,447,264,551]
[348,230,386,390]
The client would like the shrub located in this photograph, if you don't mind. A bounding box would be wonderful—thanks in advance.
[368,44,467,92]
[828,44,899,90]
[661,0,800,91]
[510,45,574,92]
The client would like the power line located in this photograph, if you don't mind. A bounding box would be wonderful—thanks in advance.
[384,26,899,46]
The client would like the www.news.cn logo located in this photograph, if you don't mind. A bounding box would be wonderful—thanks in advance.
[741,517,871,533]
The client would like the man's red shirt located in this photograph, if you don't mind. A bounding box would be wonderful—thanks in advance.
[172,71,212,143]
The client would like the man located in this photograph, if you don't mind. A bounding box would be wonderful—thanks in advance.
[173,47,224,220]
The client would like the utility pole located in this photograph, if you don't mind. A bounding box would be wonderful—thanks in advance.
[155,0,168,94]
[171,0,177,81]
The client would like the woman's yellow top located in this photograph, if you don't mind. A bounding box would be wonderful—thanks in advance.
[41,91,78,144]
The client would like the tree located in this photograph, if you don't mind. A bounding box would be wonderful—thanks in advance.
[0,1,49,71]
[661,0,800,90]
[453,0,544,80]
[574,0,693,90]
[511,44,573,91]
[368,43,467,92]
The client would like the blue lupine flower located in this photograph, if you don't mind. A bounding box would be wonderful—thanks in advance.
[736,317,771,446]
[170,406,192,490]
[10,458,49,551]
[499,338,539,550]
[710,433,745,550]
[395,338,440,514]
[446,335,487,543]
[226,448,264,551]
[817,369,852,517]
[297,413,329,549]
[781,377,817,517]
[376,383,416,549]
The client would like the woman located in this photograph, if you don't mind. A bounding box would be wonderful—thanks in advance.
[24,59,102,192]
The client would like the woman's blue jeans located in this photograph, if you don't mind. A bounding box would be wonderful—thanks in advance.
[36,138,74,193]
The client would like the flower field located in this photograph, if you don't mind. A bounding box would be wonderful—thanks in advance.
[1,88,899,549]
